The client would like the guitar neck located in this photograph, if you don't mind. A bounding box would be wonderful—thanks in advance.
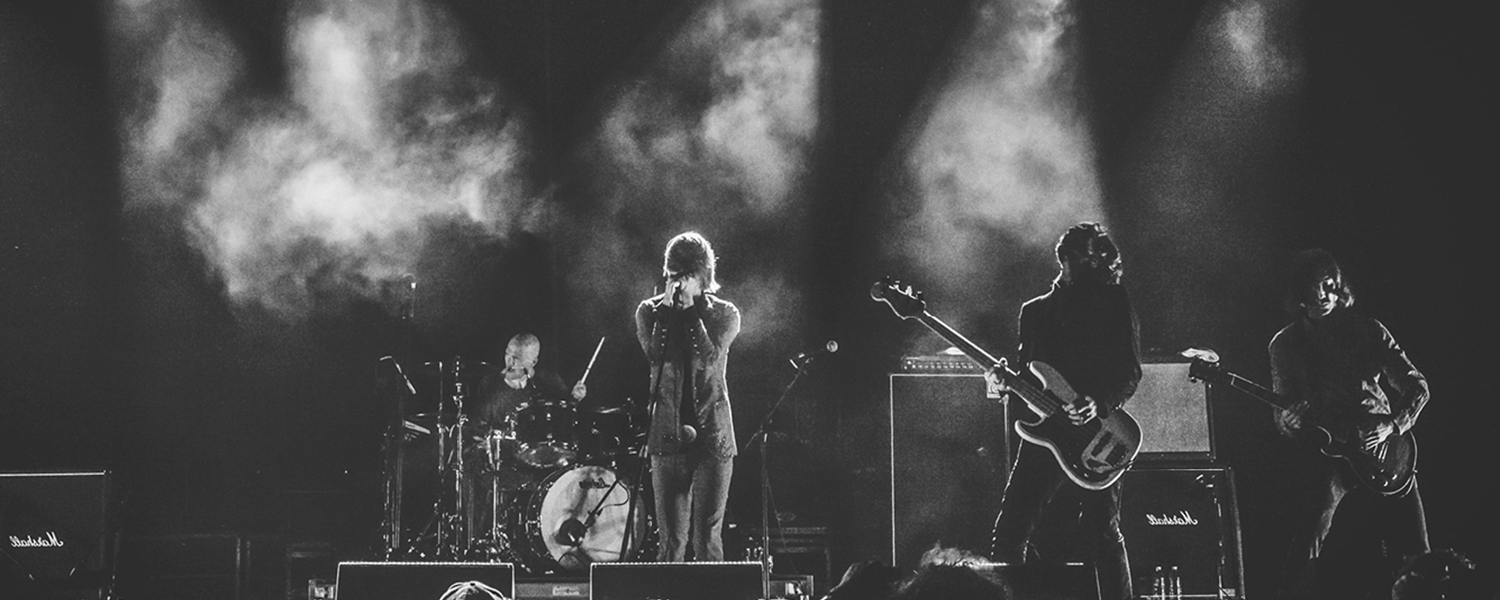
[914,311,1003,369]
[913,312,1065,418]
[1215,369,1291,412]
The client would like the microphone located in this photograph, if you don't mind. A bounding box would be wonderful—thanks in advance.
[556,518,587,546]
[789,340,838,368]
[402,274,417,322]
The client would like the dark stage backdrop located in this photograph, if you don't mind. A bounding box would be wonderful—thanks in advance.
[2,0,1492,597]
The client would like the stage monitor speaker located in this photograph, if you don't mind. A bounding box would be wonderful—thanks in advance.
[1132,361,1215,461]
[334,561,514,600]
[0,471,114,587]
[889,374,1011,569]
[589,561,762,600]
[1121,465,1244,599]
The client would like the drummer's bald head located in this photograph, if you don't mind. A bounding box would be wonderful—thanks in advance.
[507,333,540,351]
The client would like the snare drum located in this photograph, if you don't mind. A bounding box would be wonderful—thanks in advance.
[512,398,578,469]
[508,464,654,572]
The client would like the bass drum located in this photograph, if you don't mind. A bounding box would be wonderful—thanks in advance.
[509,464,655,573]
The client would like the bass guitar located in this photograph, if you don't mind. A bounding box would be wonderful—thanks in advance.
[872,277,1141,490]
[1182,348,1416,496]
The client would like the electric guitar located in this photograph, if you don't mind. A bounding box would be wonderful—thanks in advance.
[872,277,1142,490]
[1182,348,1417,496]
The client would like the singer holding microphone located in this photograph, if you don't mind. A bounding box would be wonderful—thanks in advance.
[634,231,741,562]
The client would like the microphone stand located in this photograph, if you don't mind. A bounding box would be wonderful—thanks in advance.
[620,290,675,561]
[742,356,815,600]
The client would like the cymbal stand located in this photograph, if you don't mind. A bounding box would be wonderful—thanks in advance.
[377,356,416,559]
[417,358,473,560]
[742,358,814,600]
[444,359,476,558]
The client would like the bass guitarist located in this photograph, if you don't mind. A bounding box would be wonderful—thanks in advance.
[1270,249,1430,600]
[987,222,1141,600]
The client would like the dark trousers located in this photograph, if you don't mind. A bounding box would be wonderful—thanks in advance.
[1276,460,1429,600]
[651,447,734,561]
[991,441,1132,600]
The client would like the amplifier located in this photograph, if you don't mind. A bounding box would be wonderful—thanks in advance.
[898,353,987,374]
[589,562,763,600]
[889,374,1010,569]
[335,561,515,600]
[1120,466,1244,599]
[1132,361,1215,461]
[0,471,114,589]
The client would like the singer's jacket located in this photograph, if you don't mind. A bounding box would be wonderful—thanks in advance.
[634,291,740,458]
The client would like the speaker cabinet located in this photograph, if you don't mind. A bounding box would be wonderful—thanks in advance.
[0,471,114,590]
[589,562,762,600]
[1121,466,1244,599]
[1132,361,1215,461]
[334,561,515,600]
[889,374,1010,569]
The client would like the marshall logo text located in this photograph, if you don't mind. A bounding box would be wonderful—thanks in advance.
[1146,510,1199,526]
[9,532,66,548]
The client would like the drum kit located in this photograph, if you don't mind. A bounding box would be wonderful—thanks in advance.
[382,356,655,574]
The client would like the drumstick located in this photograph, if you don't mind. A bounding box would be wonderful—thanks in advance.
[580,336,605,383]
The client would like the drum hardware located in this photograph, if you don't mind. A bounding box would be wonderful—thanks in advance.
[375,338,664,572]
[401,357,491,560]
[512,398,579,469]
[376,355,414,559]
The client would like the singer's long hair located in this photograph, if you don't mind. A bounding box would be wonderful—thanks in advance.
[662,231,720,293]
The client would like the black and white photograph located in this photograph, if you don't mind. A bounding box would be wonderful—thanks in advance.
[2,1,1492,599]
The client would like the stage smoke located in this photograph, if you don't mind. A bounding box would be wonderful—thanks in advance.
[888,0,1103,337]
[111,0,538,320]
[565,0,819,350]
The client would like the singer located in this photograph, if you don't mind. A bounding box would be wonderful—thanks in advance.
[634,231,741,561]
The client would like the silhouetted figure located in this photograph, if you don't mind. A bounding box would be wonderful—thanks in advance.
[1270,249,1430,600]
[987,222,1140,600]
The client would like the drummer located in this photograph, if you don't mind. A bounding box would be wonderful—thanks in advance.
[472,332,588,430]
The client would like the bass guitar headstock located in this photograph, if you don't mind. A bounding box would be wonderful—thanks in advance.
[1180,347,1225,385]
[871,276,927,320]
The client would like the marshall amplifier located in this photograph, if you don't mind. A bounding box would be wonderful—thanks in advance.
[1121,466,1244,599]
[589,562,763,600]
[335,561,515,600]
[0,471,114,593]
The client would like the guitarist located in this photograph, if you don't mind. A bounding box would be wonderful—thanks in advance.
[1270,249,1430,600]
[987,222,1141,600]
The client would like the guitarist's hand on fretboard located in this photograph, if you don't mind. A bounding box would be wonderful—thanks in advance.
[984,368,1010,395]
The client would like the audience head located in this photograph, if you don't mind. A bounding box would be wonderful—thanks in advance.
[890,545,1010,600]
[437,580,509,600]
